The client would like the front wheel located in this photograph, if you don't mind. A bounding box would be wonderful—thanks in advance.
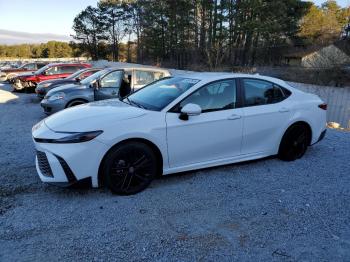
[278,124,310,161]
[103,142,158,195]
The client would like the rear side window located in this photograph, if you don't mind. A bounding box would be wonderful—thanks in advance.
[242,79,290,107]
[59,66,78,74]
[135,70,164,86]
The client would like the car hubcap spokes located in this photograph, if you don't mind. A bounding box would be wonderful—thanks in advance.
[110,153,152,193]
[287,129,307,159]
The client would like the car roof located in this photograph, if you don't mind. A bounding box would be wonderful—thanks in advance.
[106,66,170,73]
[45,62,91,67]
[173,72,288,86]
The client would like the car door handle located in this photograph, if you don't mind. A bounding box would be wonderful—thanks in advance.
[111,91,117,95]
[227,114,242,120]
[279,108,290,113]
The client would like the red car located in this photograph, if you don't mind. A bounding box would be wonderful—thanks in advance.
[12,63,91,92]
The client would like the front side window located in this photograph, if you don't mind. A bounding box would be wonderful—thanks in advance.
[243,79,289,107]
[100,70,123,88]
[45,66,59,75]
[178,79,237,113]
[127,77,200,111]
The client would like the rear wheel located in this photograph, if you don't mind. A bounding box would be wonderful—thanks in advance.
[278,123,310,161]
[103,142,157,195]
[66,100,87,108]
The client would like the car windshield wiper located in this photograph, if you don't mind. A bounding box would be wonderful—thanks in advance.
[122,97,145,109]
[129,99,146,109]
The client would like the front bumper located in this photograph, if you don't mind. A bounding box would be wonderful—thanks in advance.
[41,98,66,114]
[33,125,109,187]
[35,87,46,99]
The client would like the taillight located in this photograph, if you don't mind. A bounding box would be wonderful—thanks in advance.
[318,103,327,110]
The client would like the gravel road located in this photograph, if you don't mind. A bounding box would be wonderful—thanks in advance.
[0,82,349,261]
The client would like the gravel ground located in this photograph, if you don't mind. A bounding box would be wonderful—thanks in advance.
[0,82,349,262]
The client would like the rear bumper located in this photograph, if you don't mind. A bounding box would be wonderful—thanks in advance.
[312,129,327,145]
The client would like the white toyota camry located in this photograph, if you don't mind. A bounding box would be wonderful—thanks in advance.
[32,73,327,195]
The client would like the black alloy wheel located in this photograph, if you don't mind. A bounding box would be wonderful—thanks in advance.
[278,124,310,161]
[104,142,158,195]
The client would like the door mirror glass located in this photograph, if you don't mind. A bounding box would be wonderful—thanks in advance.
[180,103,202,120]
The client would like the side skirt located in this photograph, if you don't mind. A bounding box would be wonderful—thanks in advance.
[163,151,272,175]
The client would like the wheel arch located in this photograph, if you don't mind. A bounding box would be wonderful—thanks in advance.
[65,98,89,108]
[279,120,313,150]
[97,138,164,187]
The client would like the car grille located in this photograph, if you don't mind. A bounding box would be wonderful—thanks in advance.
[36,151,53,177]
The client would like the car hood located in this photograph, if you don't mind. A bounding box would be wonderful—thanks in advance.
[44,99,146,132]
[46,83,86,95]
[40,79,68,85]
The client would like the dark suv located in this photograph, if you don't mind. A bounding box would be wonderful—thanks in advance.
[35,68,102,99]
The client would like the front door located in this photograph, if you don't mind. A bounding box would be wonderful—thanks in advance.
[166,79,244,168]
[94,70,124,101]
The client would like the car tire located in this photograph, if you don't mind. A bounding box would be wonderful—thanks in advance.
[278,123,310,161]
[66,100,87,108]
[103,142,158,195]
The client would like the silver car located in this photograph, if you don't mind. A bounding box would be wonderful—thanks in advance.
[40,67,171,114]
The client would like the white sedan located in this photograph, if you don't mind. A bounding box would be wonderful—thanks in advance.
[32,73,327,195]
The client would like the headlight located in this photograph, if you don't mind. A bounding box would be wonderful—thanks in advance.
[47,92,65,101]
[34,131,103,144]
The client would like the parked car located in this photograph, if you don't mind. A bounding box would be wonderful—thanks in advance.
[35,68,102,99]
[12,63,91,92]
[32,73,327,195]
[40,67,171,114]
[0,62,47,82]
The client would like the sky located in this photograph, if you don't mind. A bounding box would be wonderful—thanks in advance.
[0,0,349,44]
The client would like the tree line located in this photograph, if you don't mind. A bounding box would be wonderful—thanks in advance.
[0,41,78,59]
[72,0,350,69]
[1,0,349,69]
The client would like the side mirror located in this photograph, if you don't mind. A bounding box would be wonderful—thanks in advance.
[42,71,47,76]
[179,103,202,121]
[75,77,80,82]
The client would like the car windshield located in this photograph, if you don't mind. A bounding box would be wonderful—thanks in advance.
[80,69,109,85]
[66,69,87,80]
[35,64,51,75]
[126,77,200,111]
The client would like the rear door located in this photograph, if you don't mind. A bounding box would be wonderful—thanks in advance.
[94,70,124,100]
[240,78,293,154]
